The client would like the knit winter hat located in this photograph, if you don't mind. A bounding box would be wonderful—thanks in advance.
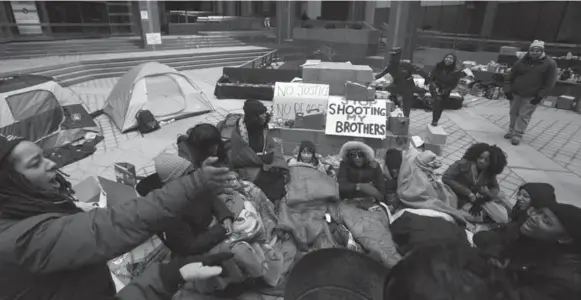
[285,248,389,300]
[529,40,545,50]
[384,148,403,171]
[546,203,581,248]
[243,99,267,116]
[519,182,557,208]
[154,153,194,184]
[0,134,26,169]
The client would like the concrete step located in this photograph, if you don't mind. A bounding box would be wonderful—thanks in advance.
[59,59,252,87]
[53,54,263,83]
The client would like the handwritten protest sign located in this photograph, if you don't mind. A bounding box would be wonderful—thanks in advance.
[325,98,388,139]
[272,82,329,120]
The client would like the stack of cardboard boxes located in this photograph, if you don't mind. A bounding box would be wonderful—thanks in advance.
[423,125,448,156]
[302,62,374,95]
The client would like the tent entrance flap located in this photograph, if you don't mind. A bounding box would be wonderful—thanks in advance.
[143,75,186,118]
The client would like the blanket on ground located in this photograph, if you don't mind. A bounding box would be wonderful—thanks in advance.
[397,149,469,224]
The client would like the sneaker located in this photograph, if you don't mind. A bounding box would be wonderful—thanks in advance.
[511,137,520,145]
[504,132,512,139]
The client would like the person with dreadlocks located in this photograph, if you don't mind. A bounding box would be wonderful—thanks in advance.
[442,143,511,224]
[0,134,237,299]
[374,47,431,118]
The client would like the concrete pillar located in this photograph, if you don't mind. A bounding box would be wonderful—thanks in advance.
[306,0,321,20]
[480,1,498,38]
[385,1,421,61]
[365,1,376,25]
[276,0,294,44]
[215,1,224,15]
[349,1,365,22]
[241,1,253,17]
[138,1,162,50]
[224,1,235,16]
[0,2,13,40]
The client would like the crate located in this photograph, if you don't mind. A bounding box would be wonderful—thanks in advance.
[425,125,448,146]
[556,95,575,110]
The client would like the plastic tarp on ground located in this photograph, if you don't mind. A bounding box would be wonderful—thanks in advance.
[103,62,214,133]
[0,75,99,150]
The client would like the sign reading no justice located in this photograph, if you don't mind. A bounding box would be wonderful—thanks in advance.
[272,82,329,120]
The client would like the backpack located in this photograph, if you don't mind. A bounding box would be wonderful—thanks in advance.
[135,110,160,135]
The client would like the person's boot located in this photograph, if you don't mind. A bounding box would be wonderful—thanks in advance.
[511,137,521,145]
[504,131,513,139]
[431,121,438,127]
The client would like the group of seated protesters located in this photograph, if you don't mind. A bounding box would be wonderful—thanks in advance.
[1,97,580,300]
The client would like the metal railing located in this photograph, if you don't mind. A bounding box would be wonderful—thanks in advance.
[239,49,279,69]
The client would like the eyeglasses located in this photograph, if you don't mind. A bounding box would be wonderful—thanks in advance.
[349,151,364,158]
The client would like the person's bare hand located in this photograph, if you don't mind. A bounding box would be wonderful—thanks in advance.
[222,218,233,235]
[468,193,477,202]
[200,157,236,195]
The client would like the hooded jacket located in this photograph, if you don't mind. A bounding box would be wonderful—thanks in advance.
[337,141,385,201]
[504,53,558,98]
[0,173,209,300]
[510,183,557,222]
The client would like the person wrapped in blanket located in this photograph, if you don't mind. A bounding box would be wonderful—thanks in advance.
[442,143,511,224]
[337,141,385,209]
[228,99,289,202]
[288,140,329,174]
[383,149,403,210]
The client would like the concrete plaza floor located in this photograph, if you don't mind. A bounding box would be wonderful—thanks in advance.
[59,66,581,206]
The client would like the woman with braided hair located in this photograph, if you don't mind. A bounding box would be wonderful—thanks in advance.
[0,135,236,300]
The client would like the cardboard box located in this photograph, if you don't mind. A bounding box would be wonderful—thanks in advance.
[556,95,575,110]
[302,62,374,95]
[425,125,448,146]
[388,116,410,136]
[294,112,326,130]
[424,143,443,156]
[73,176,137,208]
[345,81,369,101]
[385,133,410,150]
[541,96,557,108]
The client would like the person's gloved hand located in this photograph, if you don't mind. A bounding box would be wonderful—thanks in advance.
[469,203,483,217]
[504,92,513,100]
[196,157,237,195]
[530,95,543,105]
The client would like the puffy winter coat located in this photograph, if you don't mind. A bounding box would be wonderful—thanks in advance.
[0,173,207,300]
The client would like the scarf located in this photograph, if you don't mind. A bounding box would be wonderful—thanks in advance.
[238,117,267,154]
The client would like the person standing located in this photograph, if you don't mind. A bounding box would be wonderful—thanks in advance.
[503,40,558,146]
[375,47,430,118]
[429,53,465,127]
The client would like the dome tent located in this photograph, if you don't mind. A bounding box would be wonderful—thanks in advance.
[104,62,214,133]
[0,75,100,150]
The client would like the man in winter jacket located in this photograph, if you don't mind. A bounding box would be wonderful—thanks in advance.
[504,40,558,146]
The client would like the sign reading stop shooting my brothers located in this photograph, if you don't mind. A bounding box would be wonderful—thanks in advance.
[325,98,388,139]
[272,82,330,120]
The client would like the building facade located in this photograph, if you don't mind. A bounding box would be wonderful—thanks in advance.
[1,1,581,45]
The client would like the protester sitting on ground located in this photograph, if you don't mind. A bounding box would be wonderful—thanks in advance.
[288,140,328,174]
[474,202,581,300]
[442,143,510,224]
[337,141,385,207]
[228,99,289,202]
[510,182,556,224]
[0,134,235,299]
[151,152,234,257]
[383,148,403,209]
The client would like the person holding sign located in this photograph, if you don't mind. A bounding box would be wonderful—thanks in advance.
[337,141,386,208]
[374,47,430,118]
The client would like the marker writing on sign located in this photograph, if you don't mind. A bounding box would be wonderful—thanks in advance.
[327,103,387,117]
[276,85,329,97]
[335,121,387,136]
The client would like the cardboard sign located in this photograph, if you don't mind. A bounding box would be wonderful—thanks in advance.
[272,82,329,121]
[325,98,388,139]
[145,33,162,45]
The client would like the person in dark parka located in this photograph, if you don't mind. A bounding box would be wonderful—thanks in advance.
[429,52,466,126]
[0,135,235,300]
[474,199,581,300]
[374,47,430,118]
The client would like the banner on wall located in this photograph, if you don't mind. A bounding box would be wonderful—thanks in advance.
[272,82,329,121]
[325,98,388,139]
[10,1,42,35]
